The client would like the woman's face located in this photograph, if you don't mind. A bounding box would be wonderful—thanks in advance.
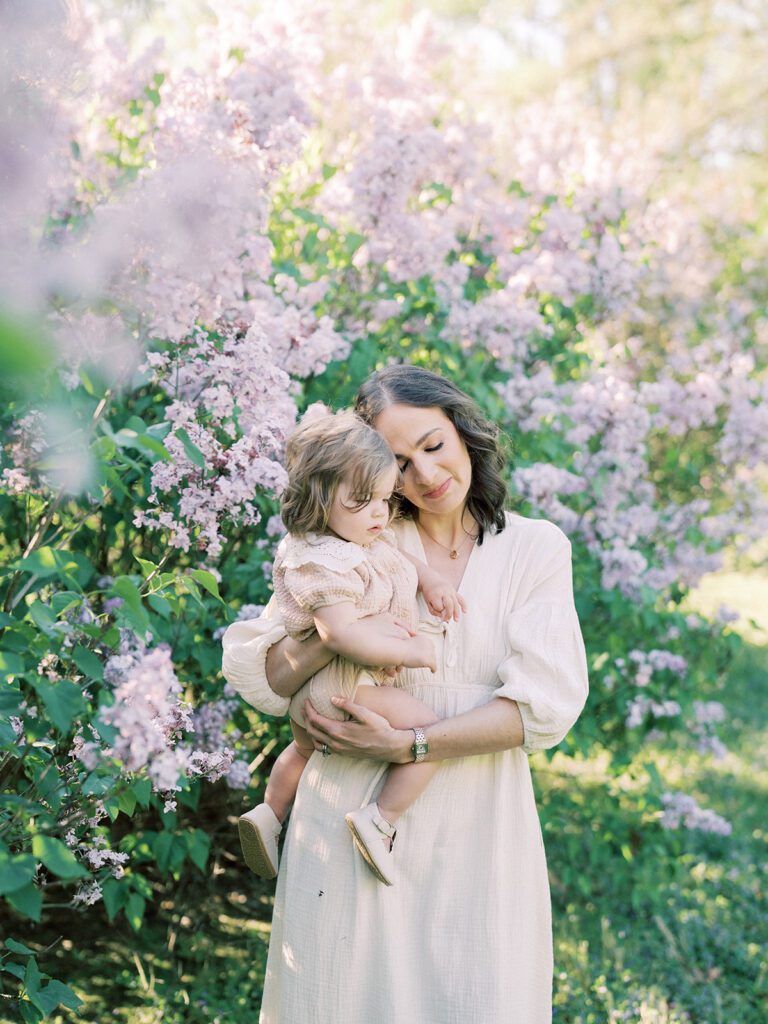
[372,404,472,516]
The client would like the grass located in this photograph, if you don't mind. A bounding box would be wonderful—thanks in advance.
[6,570,768,1024]
[541,637,768,1023]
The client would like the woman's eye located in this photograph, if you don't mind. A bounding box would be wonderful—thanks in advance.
[425,443,444,454]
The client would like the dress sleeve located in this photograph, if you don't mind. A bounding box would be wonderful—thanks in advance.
[283,561,366,612]
[494,527,588,753]
[221,597,291,716]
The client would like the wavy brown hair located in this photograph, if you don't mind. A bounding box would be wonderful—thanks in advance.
[355,365,508,542]
[281,409,397,536]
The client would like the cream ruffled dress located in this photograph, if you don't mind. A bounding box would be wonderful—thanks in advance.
[222,512,589,1024]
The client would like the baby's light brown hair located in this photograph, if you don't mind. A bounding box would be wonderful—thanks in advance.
[281,408,397,536]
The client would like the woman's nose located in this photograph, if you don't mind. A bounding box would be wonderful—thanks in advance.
[410,457,435,486]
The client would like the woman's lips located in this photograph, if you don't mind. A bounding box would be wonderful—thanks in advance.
[423,478,451,500]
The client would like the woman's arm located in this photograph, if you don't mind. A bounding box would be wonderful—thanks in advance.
[265,632,335,699]
[302,693,524,763]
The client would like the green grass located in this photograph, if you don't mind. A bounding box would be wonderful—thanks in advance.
[540,637,768,1023]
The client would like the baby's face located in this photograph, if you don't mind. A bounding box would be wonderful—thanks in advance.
[327,464,398,546]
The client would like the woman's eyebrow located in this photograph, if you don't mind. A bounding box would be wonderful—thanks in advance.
[394,428,440,458]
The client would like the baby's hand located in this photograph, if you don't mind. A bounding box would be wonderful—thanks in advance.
[402,635,437,673]
[422,579,467,622]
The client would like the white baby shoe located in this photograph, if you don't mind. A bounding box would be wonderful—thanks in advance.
[345,803,397,886]
[238,803,282,879]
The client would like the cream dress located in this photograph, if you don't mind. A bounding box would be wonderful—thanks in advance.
[222,513,589,1024]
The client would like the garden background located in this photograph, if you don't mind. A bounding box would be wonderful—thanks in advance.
[1,1,767,1021]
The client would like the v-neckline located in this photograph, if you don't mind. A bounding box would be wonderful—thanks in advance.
[408,517,480,597]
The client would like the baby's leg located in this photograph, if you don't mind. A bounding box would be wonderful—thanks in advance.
[264,721,312,822]
[353,685,440,826]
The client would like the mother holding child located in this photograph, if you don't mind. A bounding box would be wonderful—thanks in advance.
[223,364,589,1023]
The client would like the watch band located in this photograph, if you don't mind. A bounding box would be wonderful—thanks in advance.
[411,726,428,763]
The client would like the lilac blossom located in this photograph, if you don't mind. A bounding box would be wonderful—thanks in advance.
[660,792,732,836]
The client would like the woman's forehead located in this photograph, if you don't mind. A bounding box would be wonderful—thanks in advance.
[373,404,450,451]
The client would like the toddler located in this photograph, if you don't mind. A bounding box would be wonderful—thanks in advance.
[238,407,464,885]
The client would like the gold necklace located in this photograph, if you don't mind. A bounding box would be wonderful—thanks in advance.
[417,521,478,560]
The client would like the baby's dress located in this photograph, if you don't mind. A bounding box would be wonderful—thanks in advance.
[272,529,419,727]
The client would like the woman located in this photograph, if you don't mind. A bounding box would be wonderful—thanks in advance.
[222,365,589,1023]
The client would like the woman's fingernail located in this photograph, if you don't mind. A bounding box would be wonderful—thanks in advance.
[331,696,342,705]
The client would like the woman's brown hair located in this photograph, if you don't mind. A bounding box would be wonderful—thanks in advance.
[355,365,508,542]
[281,408,397,536]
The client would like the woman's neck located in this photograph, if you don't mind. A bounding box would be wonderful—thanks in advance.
[415,505,477,547]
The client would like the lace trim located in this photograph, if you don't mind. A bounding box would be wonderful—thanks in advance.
[278,533,369,573]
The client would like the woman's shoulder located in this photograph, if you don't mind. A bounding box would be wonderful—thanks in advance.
[494,511,570,551]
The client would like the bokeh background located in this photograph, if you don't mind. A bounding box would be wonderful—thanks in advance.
[1,1,766,1021]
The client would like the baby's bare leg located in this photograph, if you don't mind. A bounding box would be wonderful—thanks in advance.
[353,685,440,826]
[264,721,313,822]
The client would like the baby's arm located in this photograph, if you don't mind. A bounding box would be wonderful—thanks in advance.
[402,553,467,622]
[313,603,436,672]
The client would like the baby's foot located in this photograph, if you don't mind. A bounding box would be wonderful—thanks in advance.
[238,803,282,878]
[345,803,397,885]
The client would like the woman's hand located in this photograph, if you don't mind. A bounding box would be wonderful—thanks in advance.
[303,697,412,764]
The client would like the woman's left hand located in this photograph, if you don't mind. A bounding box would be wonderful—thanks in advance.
[303,697,411,763]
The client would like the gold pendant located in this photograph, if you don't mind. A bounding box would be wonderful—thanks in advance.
[450,549,458,559]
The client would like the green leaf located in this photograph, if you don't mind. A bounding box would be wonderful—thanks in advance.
[27,602,58,636]
[28,678,85,734]
[19,998,44,1024]
[125,892,146,931]
[70,644,104,681]
[37,979,82,1012]
[147,592,172,619]
[0,854,38,895]
[117,789,137,817]
[5,938,37,955]
[15,548,94,589]
[5,882,42,921]
[132,778,152,807]
[101,877,127,921]
[174,427,206,469]
[24,954,42,995]
[0,686,22,714]
[2,960,26,979]
[31,835,87,880]
[135,556,157,577]
[185,829,210,872]
[50,591,82,616]
[0,651,25,680]
[111,576,150,633]
[0,311,54,378]
[190,569,222,601]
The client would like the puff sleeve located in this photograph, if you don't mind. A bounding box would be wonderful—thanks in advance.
[283,561,366,612]
[494,528,588,753]
[221,598,291,716]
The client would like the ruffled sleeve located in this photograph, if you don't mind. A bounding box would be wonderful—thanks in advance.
[221,597,291,716]
[494,527,588,753]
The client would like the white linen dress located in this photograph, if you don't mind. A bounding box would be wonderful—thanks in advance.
[222,512,589,1024]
